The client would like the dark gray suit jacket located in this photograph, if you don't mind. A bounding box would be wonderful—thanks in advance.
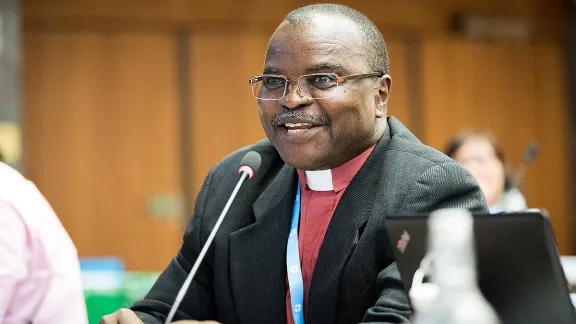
[131,117,488,324]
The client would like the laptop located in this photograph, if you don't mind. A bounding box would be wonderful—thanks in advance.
[386,211,576,324]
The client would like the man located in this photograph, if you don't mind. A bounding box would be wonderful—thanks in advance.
[0,152,88,323]
[101,4,487,324]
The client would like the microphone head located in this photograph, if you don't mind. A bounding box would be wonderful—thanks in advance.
[524,142,539,164]
[238,151,262,179]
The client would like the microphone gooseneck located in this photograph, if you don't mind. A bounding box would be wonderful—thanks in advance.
[164,151,262,323]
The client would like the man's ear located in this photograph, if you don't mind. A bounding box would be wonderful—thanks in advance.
[375,74,392,118]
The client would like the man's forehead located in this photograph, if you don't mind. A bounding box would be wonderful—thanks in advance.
[265,39,360,60]
[269,16,363,48]
[264,16,365,71]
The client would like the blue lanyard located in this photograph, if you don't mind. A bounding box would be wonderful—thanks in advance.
[287,183,305,324]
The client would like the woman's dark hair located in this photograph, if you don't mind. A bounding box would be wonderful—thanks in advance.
[0,148,4,163]
[444,131,513,190]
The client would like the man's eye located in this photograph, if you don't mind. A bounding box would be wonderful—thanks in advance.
[309,75,337,88]
[263,77,286,89]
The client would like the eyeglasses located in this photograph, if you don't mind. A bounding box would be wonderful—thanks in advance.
[248,72,384,100]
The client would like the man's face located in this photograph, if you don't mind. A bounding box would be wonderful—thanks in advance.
[258,17,390,170]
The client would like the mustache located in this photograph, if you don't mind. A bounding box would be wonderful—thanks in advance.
[271,109,331,126]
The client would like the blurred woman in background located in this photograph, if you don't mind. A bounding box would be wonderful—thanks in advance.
[445,131,527,213]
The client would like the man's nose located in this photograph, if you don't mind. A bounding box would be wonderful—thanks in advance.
[281,83,312,109]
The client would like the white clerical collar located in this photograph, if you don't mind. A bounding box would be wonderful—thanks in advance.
[304,169,334,191]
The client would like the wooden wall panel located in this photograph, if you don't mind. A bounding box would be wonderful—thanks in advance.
[189,31,269,194]
[23,31,184,270]
[532,45,572,252]
[421,40,572,254]
[22,0,564,41]
[20,0,573,272]
[422,41,540,154]
[386,41,412,130]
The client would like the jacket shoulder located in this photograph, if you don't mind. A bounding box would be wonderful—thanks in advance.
[386,117,456,169]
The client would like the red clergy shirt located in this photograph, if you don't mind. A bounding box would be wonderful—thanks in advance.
[286,145,375,324]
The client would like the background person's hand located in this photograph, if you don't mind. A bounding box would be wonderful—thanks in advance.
[99,308,144,324]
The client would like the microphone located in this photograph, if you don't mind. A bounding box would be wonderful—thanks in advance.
[510,142,538,188]
[164,151,262,323]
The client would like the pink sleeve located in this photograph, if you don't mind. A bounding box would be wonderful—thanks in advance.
[0,201,28,319]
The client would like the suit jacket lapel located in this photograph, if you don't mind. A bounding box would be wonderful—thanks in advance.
[229,164,296,324]
[307,128,391,324]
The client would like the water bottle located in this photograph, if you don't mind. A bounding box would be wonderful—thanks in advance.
[411,208,501,324]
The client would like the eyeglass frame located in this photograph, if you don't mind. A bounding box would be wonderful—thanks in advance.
[248,72,386,100]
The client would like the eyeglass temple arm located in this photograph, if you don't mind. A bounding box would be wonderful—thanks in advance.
[338,72,384,83]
